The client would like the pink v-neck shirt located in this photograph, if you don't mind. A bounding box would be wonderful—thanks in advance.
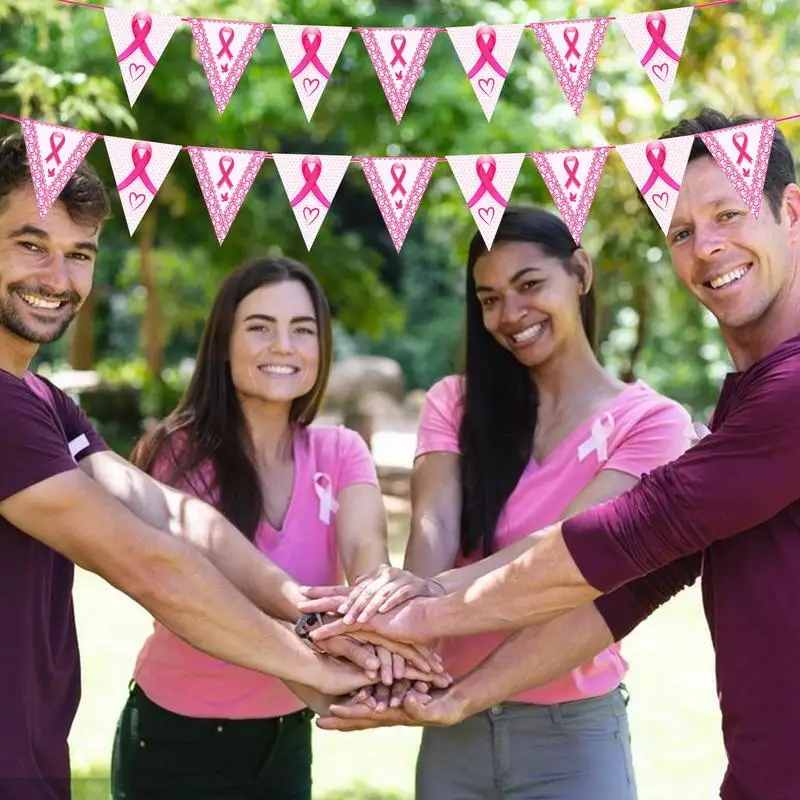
[133,424,378,719]
[416,376,692,704]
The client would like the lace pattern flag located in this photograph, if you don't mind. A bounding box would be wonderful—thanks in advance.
[104,9,181,105]
[272,153,352,249]
[188,147,268,244]
[531,146,611,245]
[531,18,610,116]
[104,136,182,234]
[21,120,100,218]
[616,6,694,104]
[616,135,694,234]
[447,24,525,121]
[272,24,351,121]
[447,153,525,248]
[699,120,777,218]
[361,156,437,252]
[189,19,268,115]
[360,27,437,124]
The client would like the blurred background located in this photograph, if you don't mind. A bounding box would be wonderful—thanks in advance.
[2,0,798,797]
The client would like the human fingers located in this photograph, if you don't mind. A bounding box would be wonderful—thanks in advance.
[373,683,391,713]
[297,584,350,599]
[319,635,380,673]
[390,679,411,708]
[339,569,396,623]
[376,646,394,686]
[349,632,442,675]
[355,572,431,623]
[392,652,405,681]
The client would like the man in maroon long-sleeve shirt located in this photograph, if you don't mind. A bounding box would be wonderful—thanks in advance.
[312,109,800,799]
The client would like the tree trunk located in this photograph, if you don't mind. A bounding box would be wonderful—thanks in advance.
[68,289,95,368]
[621,279,649,383]
[138,211,163,377]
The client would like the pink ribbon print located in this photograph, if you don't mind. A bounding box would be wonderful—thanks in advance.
[641,12,682,69]
[466,156,508,221]
[733,132,753,176]
[563,156,581,202]
[290,156,331,212]
[44,132,65,177]
[116,141,158,197]
[390,163,407,209]
[216,156,235,201]
[640,141,682,197]
[467,26,508,81]
[117,12,158,67]
[563,26,581,70]
[390,34,407,79]
[291,27,331,80]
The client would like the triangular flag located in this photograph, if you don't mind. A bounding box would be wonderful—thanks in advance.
[187,147,268,244]
[447,24,525,121]
[615,7,694,104]
[361,157,437,252]
[531,147,611,245]
[447,153,525,248]
[272,154,351,249]
[699,120,776,219]
[272,25,351,121]
[104,136,182,235]
[20,120,100,218]
[104,9,181,106]
[188,19,268,115]
[531,18,610,115]
[359,27,437,124]
[616,136,694,235]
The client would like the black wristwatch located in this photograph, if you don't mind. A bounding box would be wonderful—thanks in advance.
[294,612,324,640]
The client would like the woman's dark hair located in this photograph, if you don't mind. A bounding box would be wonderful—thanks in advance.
[459,206,596,558]
[132,255,333,540]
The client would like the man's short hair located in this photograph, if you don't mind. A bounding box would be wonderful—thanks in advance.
[0,133,110,229]
[661,108,796,220]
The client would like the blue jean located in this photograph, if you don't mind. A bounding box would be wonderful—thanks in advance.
[416,686,638,800]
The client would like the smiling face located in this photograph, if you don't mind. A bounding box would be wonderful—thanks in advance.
[473,240,589,369]
[0,186,98,349]
[228,280,320,409]
[667,155,800,336]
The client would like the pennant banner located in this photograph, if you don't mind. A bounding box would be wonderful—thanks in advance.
[700,120,777,219]
[360,27,437,124]
[616,6,694,104]
[531,18,610,116]
[361,156,437,252]
[531,147,611,245]
[188,147,267,244]
[448,24,525,122]
[104,9,181,106]
[273,24,351,121]
[104,136,182,234]
[189,19,268,115]
[272,153,352,249]
[447,153,525,248]
[616,135,694,235]
[21,120,100,219]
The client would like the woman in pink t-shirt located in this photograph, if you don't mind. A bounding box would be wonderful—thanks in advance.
[317,207,692,799]
[109,256,442,800]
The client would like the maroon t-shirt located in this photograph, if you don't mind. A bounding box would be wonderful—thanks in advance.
[564,333,800,800]
[0,370,107,799]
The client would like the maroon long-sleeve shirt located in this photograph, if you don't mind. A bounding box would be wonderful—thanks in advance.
[563,333,800,800]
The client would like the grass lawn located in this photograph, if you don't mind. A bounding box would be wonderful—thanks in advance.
[69,517,726,799]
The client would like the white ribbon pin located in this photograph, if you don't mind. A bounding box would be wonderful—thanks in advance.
[686,420,711,445]
[68,433,90,460]
[577,412,615,465]
[313,472,339,524]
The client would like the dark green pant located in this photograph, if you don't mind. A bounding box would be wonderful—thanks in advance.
[111,683,313,800]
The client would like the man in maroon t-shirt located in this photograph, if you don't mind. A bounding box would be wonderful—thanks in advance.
[310,110,800,799]
[0,135,387,799]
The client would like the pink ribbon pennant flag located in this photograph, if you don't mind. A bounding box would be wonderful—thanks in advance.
[531,147,612,245]
[104,136,182,235]
[447,153,525,248]
[616,135,694,235]
[699,120,776,219]
[361,157,437,252]
[21,120,100,219]
[615,6,694,104]
[447,24,525,122]
[272,24,351,121]
[187,147,268,245]
[272,153,352,250]
[104,8,181,106]
[189,19,268,115]
[531,18,611,116]
[359,27,437,124]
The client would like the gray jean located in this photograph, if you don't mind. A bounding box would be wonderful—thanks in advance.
[415,687,638,800]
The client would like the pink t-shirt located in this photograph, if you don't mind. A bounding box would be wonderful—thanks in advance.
[133,424,378,719]
[416,376,692,705]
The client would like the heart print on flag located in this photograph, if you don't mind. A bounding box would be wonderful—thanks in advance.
[447,24,525,121]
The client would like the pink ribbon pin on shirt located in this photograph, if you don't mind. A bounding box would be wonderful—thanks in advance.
[577,412,615,464]
[313,472,339,524]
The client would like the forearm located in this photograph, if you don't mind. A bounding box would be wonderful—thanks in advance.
[450,604,614,717]
[420,522,598,639]
[342,537,390,584]
[404,512,459,577]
